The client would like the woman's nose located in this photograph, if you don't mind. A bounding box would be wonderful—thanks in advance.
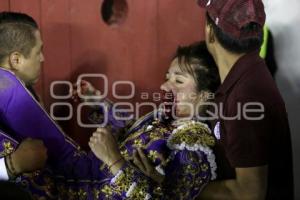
[160,81,171,92]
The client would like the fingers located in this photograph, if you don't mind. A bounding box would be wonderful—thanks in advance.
[90,136,98,143]
[71,88,79,102]
[89,133,101,146]
[88,141,95,149]
[73,80,88,89]
[71,81,82,101]
[96,127,107,132]
[89,128,109,145]
[133,150,146,173]
[137,148,153,173]
[71,80,94,101]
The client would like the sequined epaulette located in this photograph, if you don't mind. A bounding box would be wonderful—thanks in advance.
[167,121,215,151]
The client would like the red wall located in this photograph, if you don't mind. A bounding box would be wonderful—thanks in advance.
[1,0,205,148]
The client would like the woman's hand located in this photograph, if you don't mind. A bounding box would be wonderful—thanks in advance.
[72,80,102,103]
[89,128,125,174]
[133,148,165,184]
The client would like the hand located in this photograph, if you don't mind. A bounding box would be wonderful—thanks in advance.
[89,128,124,174]
[72,80,102,103]
[133,148,165,184]
[10,138,47,174]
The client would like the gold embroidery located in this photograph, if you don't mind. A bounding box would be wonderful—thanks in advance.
[201,164,209,172]
[93,188,101,199]
[148,150,159,162]
[67,188,77,200]
[0,140,15,156]
[109,166,150,199]
[78,188,87,200]
[57,185,68,199]
[130,179,148,199]
[169,122,215,148]
[101,185,113,198]
[3,141,14,152]
[162,149,211,199]
[120,148,130,160]
[153,186,163,196]
[133,138,144,148]
[157,127,168,133]
[113,167,133,194]
[149,131,162,140]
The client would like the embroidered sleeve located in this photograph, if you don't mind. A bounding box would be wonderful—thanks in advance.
[94,121,216,200]
[159,150,212,199]
[97,163,154,199]
[104,151,215,200]
[160,121,217,199]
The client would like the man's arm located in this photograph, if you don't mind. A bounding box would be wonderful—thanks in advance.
[199,166,268,200]
[0,138,47,180]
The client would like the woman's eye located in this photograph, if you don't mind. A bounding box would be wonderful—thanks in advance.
[175,79,184,84]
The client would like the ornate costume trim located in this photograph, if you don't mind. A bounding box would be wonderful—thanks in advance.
[110,170,123,184]
[168,121,215,147]
[145,193,152,200]
[126,182,137,197]
[0,140,16,157]
[155,165,165,176]
[0,131,18,157]
[167,121,217,180]
[127,111,154,134]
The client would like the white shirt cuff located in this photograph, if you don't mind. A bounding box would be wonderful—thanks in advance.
[0,157,9,181]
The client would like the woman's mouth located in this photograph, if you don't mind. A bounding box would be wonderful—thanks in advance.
[161,91,175,120]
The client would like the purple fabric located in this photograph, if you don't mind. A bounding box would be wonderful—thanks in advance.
[115,120,212,199]
[0,68,215,199]
[0,68,107,180]
[0,68,115,199]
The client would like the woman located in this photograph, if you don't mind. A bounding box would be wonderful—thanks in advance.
[78,41,220,199]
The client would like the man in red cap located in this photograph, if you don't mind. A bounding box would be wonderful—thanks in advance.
[197,0,294,199]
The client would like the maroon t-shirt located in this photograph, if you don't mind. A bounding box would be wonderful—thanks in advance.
[211,51,294,199]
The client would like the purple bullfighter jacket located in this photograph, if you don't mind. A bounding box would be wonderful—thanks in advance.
[0,68,216,199]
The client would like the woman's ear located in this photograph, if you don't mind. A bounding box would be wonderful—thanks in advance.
[8,52,23,71]
[208,24,215,43]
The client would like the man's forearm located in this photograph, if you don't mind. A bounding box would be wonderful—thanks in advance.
[199,166,268,200]
[199,179,236,200]
[199,179,266,200]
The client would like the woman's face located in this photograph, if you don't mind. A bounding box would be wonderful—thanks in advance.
[160,58,203,118]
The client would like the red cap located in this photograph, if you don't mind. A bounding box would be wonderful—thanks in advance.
[198,0,266,39]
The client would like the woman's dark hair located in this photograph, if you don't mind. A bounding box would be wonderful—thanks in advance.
[174,41,220,93]
[206,13,263,54]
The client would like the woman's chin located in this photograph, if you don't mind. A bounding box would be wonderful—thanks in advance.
[175,109,193,119]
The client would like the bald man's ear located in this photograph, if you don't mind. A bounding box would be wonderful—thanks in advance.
[8,52,23,71]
